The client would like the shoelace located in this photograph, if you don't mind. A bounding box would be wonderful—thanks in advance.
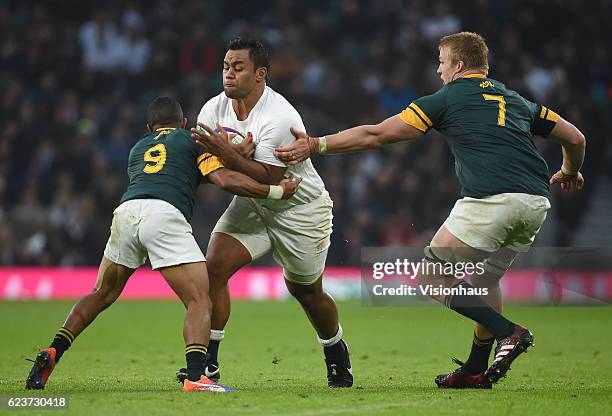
[452,357,465,367]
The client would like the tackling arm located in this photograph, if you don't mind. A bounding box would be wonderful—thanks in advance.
[274,115,423,164]
[207,168,300,199]
[192,123,287,185]
[218,152,287,185]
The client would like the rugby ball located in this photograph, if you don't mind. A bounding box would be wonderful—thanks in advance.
[197,125,245,144]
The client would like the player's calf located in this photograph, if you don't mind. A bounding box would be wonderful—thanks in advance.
[285,278,353,388]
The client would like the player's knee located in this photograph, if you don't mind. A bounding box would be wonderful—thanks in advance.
[94,264,131,305]
[424,244,454,264]
[182,283,211,307]
[287,284,310,300]
[286,282,322,304]
[187,296,211,310]
[93,281,119,307]
[472,256,513,287]
[92,287,118,309]
[206,257,234,286]
[419,245,449,285]
[184,292,211,314]
[473,273,501,289]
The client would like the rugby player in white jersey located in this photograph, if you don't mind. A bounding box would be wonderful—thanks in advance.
[187,38,352,388]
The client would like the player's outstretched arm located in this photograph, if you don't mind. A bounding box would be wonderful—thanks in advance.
[207,168,301,199]
[274,115,423,165]
[546,117,586,192]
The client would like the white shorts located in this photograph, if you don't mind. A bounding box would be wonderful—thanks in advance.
[212,192,334,285]
[103,199,205,270]
[443,193,551,252]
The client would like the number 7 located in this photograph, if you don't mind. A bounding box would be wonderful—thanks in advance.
[482,94,506,126]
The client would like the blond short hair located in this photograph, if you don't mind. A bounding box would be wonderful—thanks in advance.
[439,32,489,74]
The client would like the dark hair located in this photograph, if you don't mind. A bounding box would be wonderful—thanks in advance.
[227,37,270,74]
[147,96,183,127]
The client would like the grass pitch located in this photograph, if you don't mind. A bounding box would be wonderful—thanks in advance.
[1,300,611,415]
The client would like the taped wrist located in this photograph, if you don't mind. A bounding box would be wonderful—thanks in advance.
[267,185,284,199]
[561,165,578,176]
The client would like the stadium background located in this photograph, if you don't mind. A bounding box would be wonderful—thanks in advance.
[1,0,610,270]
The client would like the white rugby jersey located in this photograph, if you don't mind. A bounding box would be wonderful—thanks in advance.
[197,86,326,210]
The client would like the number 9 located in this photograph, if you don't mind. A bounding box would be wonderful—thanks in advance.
[144,143,167,174]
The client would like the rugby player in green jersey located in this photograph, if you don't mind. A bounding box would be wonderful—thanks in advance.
[26,96,300,392]
[275,32,586,388]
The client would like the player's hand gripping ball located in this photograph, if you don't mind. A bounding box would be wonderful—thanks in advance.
[197,125,245,144]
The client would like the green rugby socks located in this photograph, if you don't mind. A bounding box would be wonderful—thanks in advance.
[463,333,494,374]
[447,282,516,340]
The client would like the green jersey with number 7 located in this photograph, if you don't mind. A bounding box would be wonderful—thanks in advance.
[399,73,559,198]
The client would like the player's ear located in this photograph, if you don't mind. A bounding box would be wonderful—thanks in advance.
[256,67,267,83]
[181,118,187,129]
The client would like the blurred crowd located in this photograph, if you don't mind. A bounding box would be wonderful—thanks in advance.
[0,0,610,266]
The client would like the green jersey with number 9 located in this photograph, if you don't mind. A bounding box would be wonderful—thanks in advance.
[399,74,559,198]
[120,127,223,222]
